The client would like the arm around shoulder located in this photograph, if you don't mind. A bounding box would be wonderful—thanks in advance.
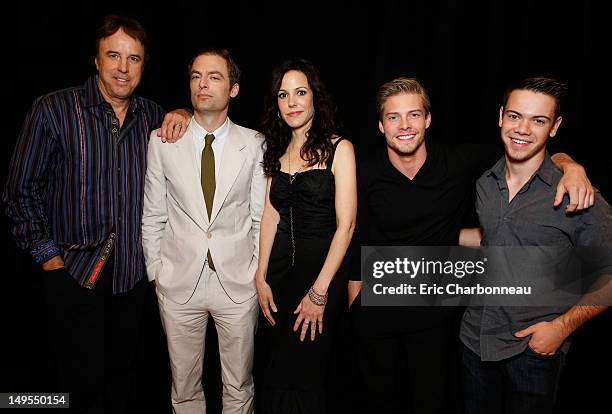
[550,152,595,212]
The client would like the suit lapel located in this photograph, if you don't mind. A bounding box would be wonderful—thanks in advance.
[172,127,209,230]
[210,120,245,224]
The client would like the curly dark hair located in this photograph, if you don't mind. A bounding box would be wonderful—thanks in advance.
[261,59,339,176]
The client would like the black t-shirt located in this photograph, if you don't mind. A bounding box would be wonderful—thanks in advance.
[349,139,499,335]
[351,139,498,279]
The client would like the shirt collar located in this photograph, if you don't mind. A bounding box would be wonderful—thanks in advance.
[486,156,506,181]
[486,151,555,187]
[533,153,556,186]
[83,75,141,114]
[190,116,230,143]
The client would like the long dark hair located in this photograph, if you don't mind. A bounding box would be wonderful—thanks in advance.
[261,59,338,176]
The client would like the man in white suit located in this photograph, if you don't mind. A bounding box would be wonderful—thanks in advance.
[142,48,265,414]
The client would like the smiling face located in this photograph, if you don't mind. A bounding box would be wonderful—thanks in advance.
[378,92,431,157]
[500,89,562,164]
[190,53,239,116]
[95,28,144,104]
[277,70,315,133]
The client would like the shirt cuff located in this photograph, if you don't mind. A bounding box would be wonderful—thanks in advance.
[30,240,62,265]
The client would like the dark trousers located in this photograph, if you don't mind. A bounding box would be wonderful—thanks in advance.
[42,257,147,413]
[461,344,565,414]
[356,324,455,414]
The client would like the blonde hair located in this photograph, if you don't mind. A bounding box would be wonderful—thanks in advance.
[376,77,431,120]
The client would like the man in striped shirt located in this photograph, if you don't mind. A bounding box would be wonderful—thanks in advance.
[4,15,188,413]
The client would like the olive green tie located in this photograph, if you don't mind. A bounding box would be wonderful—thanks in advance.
[202,133,216,270]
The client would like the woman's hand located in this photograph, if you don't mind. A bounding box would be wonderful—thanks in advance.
[293,292,325,341]
[256,278,277,326]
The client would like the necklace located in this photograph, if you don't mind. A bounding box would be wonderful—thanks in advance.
[287,144,304,184]
[286,143,302,266]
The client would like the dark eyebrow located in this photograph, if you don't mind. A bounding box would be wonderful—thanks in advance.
[532,115,552,121]
[105,49,141,56]
[277,87,308,93]
[505,109,551,121]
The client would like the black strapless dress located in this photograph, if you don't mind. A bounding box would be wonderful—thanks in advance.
[258,140,347,413]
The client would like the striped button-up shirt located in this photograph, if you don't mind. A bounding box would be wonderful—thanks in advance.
[4,75,165,293]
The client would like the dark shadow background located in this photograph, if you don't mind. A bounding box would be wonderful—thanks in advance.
[2,1,610,412]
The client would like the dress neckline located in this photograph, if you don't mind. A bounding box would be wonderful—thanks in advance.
[278,168,329,175]
[278,168,331,183]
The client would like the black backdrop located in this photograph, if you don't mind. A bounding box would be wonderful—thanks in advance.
[3,1,610,412]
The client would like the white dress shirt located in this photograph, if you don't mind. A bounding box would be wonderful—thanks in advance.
[190,116,229,178]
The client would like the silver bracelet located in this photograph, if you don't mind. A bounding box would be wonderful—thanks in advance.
[308,286,328,306]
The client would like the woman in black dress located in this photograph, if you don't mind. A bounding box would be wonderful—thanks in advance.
[255,59,357,413]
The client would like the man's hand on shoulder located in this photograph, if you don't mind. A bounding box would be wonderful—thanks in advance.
[555,163,595,213]
[552,153,595,213]
[157,108,192,143]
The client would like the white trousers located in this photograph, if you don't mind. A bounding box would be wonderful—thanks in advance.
[157,265,257,414]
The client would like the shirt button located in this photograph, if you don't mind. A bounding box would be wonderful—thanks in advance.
[207,232,212,239]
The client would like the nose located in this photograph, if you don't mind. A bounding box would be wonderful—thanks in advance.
[400,116,411,130]
[287,93,297,107]
[516,118,530,135]
[199,77,208,90]
[118,57,128,73]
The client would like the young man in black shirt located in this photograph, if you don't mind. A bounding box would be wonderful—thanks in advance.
[348,77,595,413]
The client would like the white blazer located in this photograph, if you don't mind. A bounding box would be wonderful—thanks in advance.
[142,118,266,304]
